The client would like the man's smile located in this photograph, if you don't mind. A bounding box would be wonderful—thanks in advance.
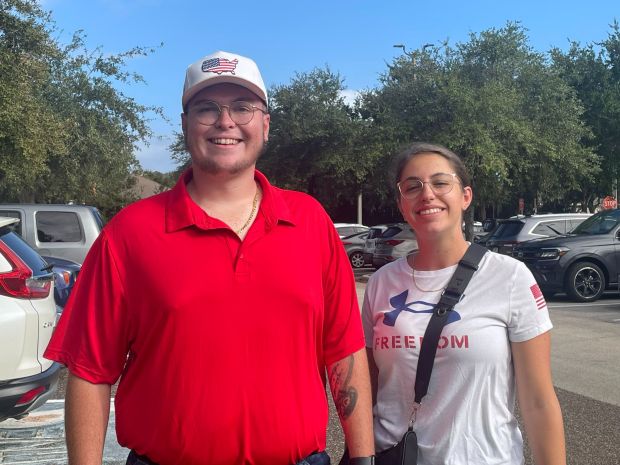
[209,138,241,145]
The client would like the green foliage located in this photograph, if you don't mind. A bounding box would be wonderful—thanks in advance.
[259,67,377,216]
[139,169,177,188]
[362,22,599,221]
[2,4,617,222]
[0,0,64,201]
[550,21,620,211]
[0,0,162,210]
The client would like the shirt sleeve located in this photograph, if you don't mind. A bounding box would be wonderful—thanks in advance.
[507,260,553,342]
[320,214,365,366]
[44,230,130,384]
[362,277,377,349]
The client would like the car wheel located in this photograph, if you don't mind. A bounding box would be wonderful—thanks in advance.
[565,262,605,302]
[349,251,365,269]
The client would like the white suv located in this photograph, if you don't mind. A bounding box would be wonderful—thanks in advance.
[0,217,61,421]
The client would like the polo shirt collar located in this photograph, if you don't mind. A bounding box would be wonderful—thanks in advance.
[165,167,295,232]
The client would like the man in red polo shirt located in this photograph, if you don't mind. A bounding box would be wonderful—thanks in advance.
[44,51,374,465]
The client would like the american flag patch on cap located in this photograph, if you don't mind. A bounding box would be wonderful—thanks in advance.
[201,57,238,75]
[530,283,547,310]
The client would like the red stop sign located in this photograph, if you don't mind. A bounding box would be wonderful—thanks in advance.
[603,196,617,209]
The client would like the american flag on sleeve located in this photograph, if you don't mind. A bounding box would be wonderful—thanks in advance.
[530,283,547,310]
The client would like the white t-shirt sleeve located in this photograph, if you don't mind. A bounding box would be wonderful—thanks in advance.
[362,277,376,348]
[507,260,553,342]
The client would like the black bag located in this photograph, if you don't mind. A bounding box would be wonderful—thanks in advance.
[375,428,418,465]
[356,244,488,465]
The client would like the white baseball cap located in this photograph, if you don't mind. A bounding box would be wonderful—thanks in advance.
[182,51,268,110]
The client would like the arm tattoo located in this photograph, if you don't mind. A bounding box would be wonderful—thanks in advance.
[328,355,358,420]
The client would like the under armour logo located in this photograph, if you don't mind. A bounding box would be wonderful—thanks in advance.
[382,290,461,327]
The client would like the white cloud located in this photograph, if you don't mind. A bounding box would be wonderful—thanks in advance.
[339,89,360,107]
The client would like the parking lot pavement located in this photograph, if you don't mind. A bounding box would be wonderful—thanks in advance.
[0,399,127,465]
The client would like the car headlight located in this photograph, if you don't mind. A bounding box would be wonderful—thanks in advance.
[537,247,569,259]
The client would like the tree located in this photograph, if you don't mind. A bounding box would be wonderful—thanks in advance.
[139,169,177,188]
[0,0,66,201]
[359,22,599,227]
[0,0,163,213]
[551,22,620,211]
[259,67,377,219]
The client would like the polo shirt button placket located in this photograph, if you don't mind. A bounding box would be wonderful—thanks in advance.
[235,250,250,283]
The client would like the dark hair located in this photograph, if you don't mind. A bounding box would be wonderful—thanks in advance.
[391,142,471,201]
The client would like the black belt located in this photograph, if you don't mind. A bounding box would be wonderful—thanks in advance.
[126,449,327,465]
[127,451,157,465]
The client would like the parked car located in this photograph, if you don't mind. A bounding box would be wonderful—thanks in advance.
[372,223,418,268]
[474,229,496,247]
[465,220,486,242]
[482,218,498,232]
[341,231,370,269]
[362,225,390,267]
[0,204,104,264]
[485,213,592,256]
[42,255,81,309]
[0,217,61,421]
[513,209,620,302]
[333,223,369,239]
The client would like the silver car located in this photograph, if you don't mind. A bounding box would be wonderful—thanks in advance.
[372,223,418,268]
[0,204,104,264]
[362,225,389,267]
[341,231,369,268]
[334,223,369,239]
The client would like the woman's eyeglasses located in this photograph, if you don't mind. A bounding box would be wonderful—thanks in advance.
[397,173,460,200]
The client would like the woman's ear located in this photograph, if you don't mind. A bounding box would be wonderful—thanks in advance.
[462,186,473,210]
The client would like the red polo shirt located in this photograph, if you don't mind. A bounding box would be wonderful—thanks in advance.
[45,169,364,465]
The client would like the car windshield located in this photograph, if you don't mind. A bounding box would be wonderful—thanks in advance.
[381,226,403,238]
[91,207,106,229]
[571,210,620,235]
[489,221,523,239]
[0,228,50,277]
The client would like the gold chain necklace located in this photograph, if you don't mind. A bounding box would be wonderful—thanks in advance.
[411,270,447,293]
[235,185,260,235]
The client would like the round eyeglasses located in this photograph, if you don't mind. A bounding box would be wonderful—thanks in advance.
[188,100,268,126]
[397,173,460,200]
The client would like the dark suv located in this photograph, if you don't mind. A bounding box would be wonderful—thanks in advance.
[486,213,591,256]
[513,209,620,302]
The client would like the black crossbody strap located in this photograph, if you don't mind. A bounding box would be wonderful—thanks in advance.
[413,243,488,404]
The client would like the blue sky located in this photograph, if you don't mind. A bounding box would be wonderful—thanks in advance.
[41,0,619,173]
